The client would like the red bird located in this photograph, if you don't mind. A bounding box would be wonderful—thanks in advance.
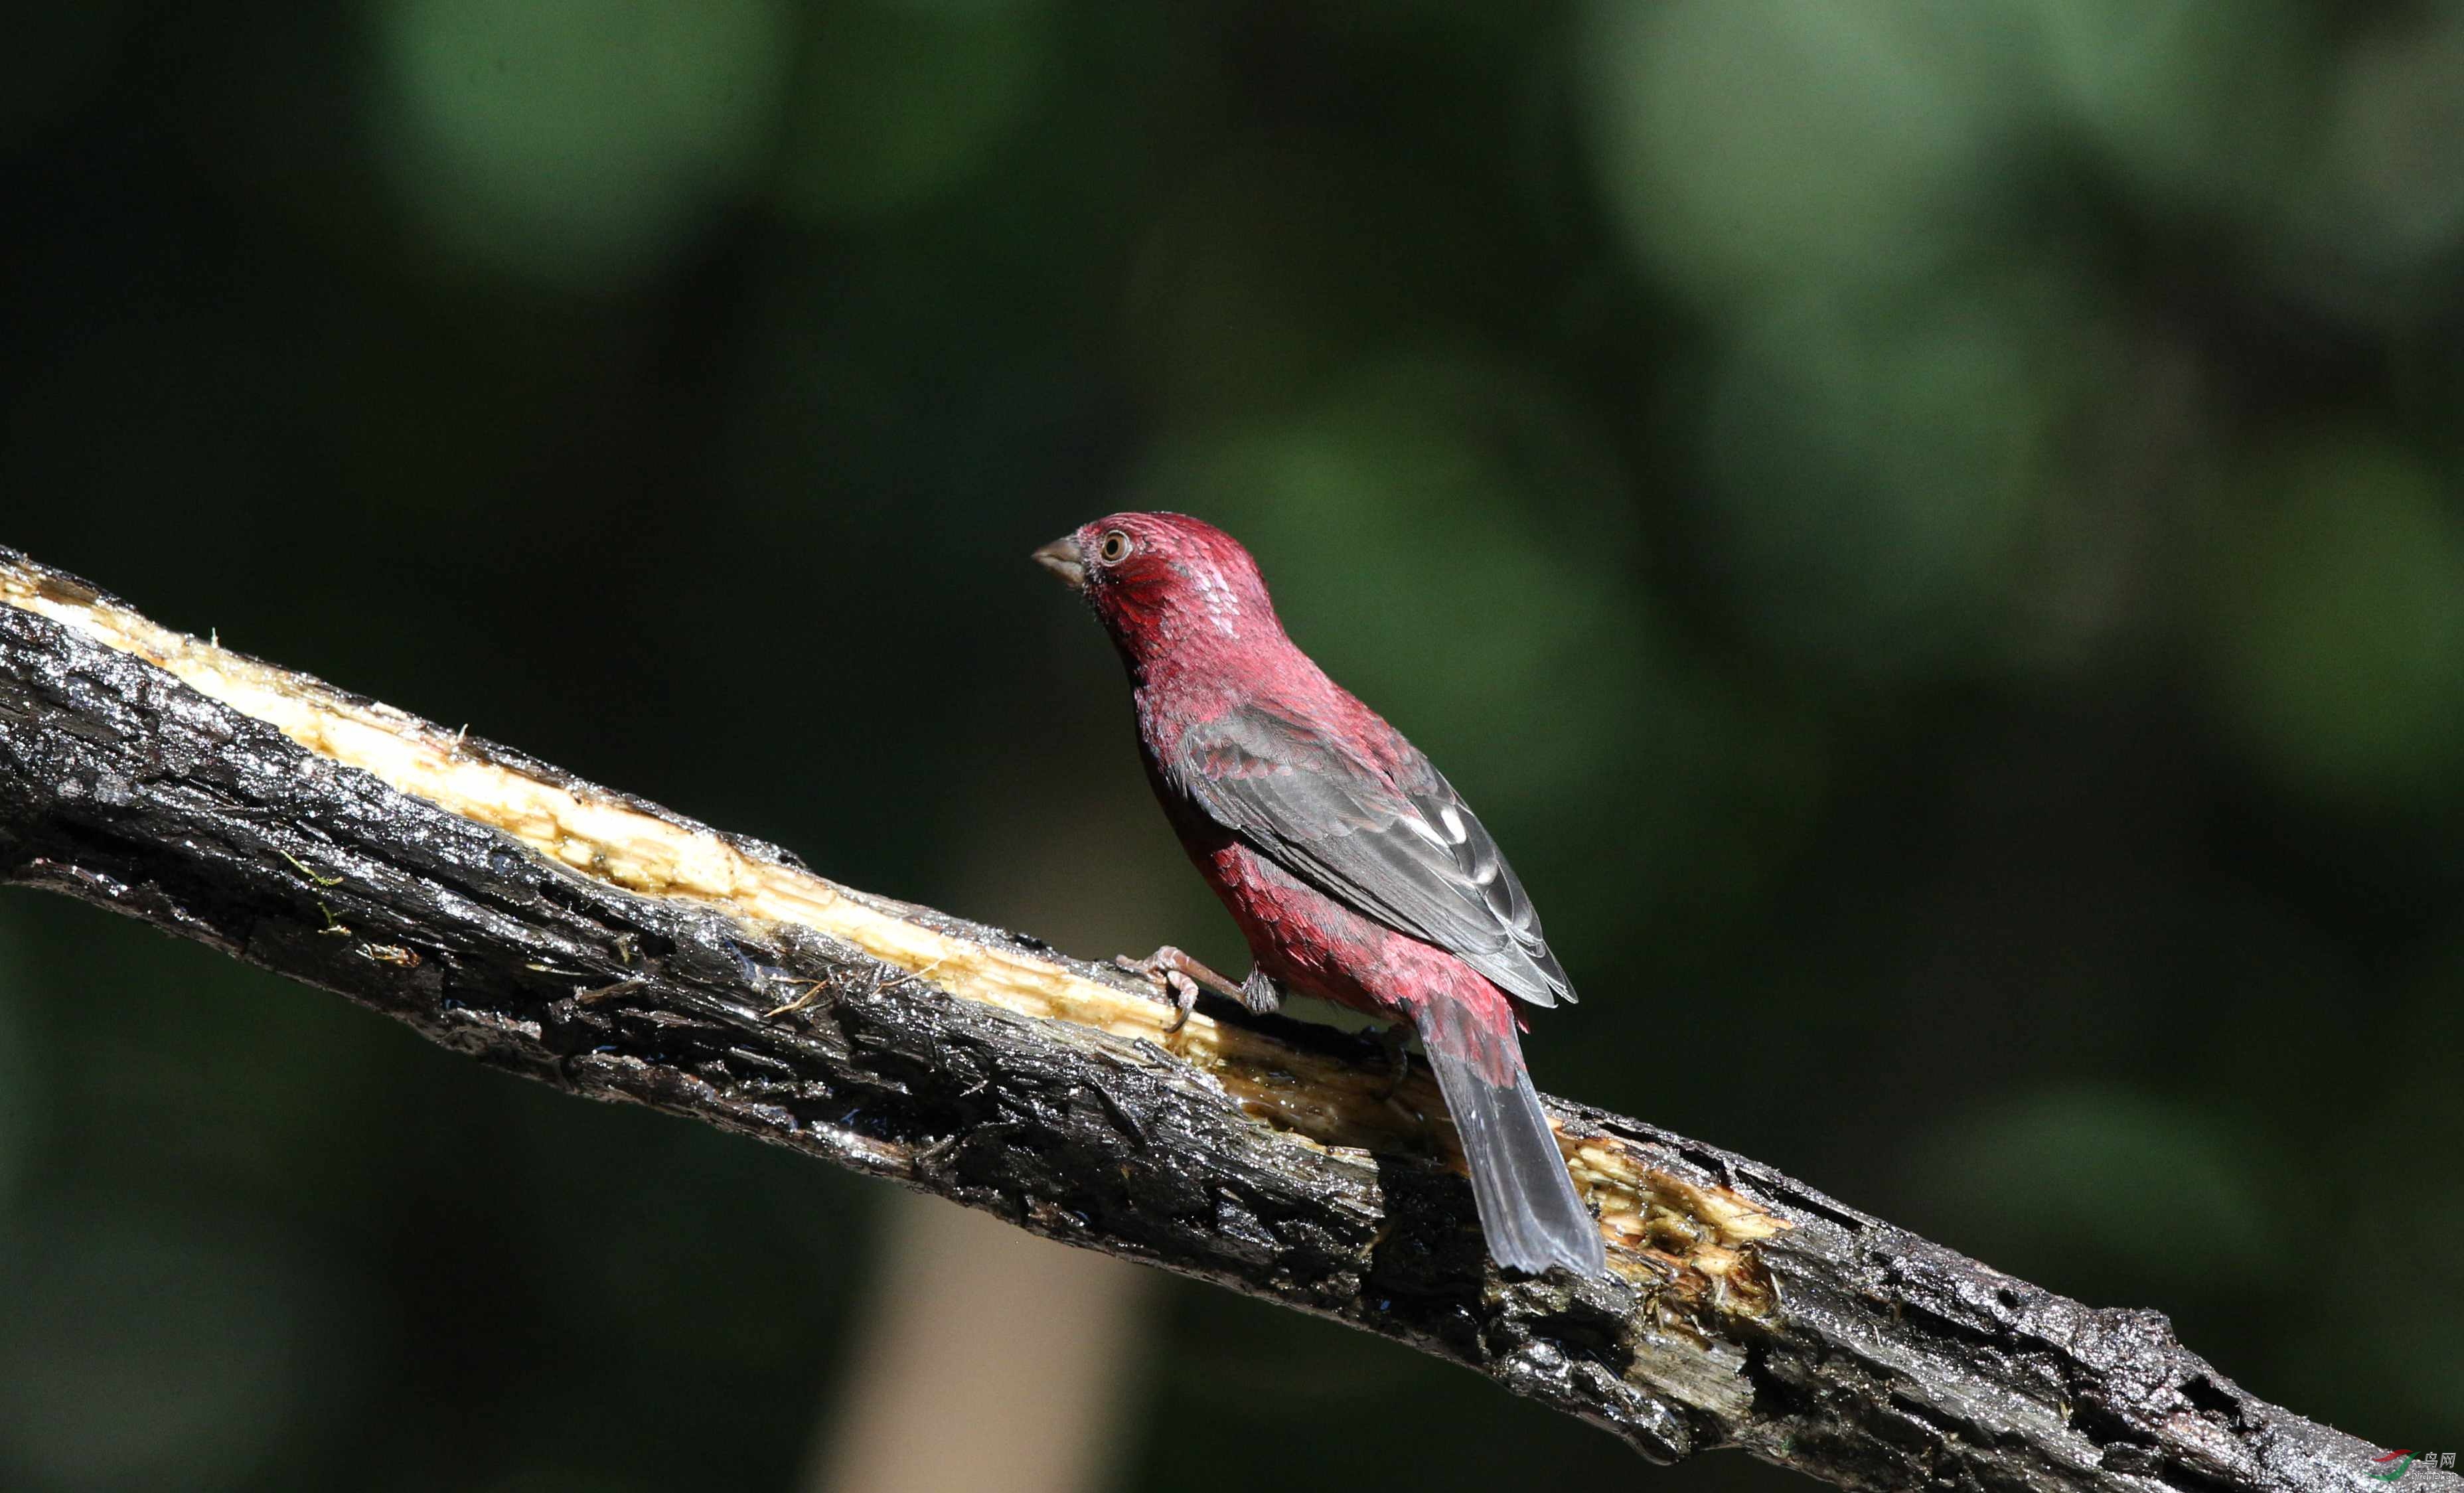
[1035,512,1606,1277]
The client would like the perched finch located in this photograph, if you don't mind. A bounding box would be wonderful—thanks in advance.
[1035,512,1606,1277]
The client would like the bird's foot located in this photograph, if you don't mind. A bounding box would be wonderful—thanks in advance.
[1115,945,1247,1034]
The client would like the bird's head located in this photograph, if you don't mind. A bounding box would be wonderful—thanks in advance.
[1033,511,1282,670]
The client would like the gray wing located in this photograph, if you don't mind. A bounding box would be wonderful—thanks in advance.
[1168,704,1575,1007]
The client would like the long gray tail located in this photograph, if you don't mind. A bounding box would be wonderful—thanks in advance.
[1421,1018,1606,1277]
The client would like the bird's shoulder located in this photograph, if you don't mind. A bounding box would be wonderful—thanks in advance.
[1155,678,1576,1008]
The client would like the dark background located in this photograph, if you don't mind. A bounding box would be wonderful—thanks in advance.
[2,2,2459,1489]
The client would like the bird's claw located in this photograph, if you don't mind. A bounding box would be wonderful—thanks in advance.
[1114,953,1203,1033]
[1161,969,1200,1032]
[1115,945,1245,1034]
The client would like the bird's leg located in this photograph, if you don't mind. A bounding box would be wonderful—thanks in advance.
[1115,945,1247,1033]
[1238,967,1284,1015]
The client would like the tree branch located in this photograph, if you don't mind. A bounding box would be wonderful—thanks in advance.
[0,547,2426,1492]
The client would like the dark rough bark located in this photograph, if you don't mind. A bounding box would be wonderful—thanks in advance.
[0,547,2435,1493]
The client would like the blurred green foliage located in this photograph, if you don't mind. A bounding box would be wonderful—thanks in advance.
[3,1,2461,1488]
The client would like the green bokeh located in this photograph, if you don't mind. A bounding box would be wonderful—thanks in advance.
[772,0,1051,221]
[1,1,2459,1488]
[1913,1083,2277,1293]
[2208,436,2464,805]
[371,0,795,288]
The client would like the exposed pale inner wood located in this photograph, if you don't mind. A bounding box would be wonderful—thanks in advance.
[0,560,1786,1291]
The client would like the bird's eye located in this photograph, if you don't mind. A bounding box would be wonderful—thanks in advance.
[1097,529,1134,565]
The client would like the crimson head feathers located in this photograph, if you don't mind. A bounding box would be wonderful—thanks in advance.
[1032,511,1286,672]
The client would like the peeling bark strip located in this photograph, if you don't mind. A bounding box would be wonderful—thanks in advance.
[0,548,2428,1492]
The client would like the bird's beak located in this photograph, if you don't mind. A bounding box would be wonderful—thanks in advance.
[1032,535,1088,589]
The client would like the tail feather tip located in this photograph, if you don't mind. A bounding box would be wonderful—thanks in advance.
[1423,1040,1610,1279]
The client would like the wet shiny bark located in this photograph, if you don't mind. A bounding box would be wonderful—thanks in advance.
[0,548,2423,1493]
